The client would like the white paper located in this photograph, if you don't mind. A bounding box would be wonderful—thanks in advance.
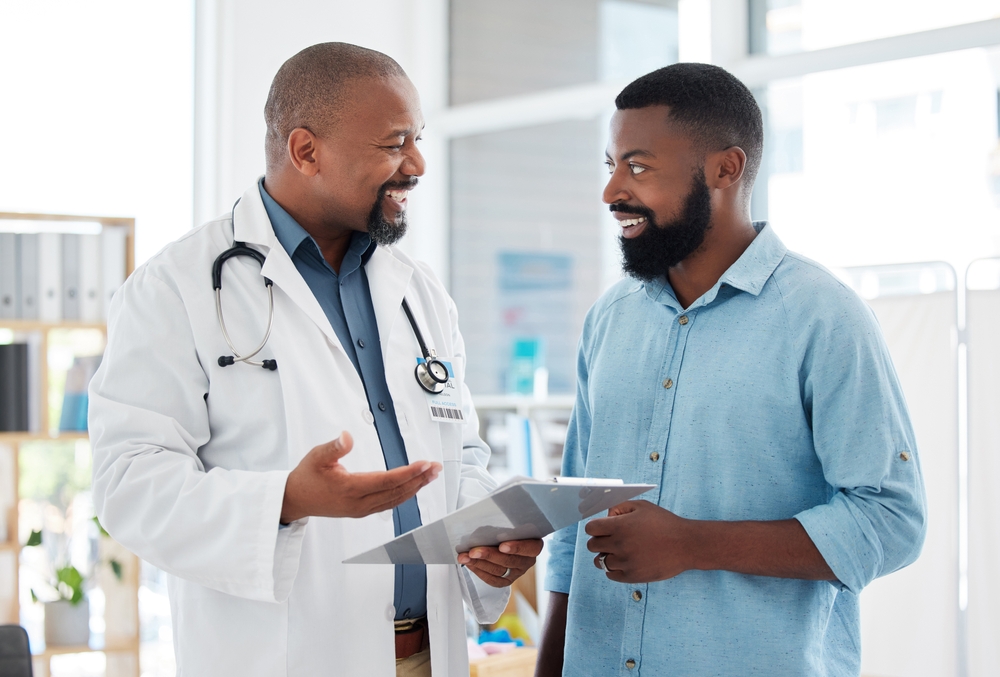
[343,476,654,565]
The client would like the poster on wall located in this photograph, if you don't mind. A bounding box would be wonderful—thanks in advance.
[497,252,574,394]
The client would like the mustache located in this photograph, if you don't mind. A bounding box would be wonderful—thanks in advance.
[380,178,419,193]
[609,202,655,220]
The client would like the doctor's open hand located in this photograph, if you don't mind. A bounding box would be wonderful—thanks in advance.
[280,431,441,523]
[457,539,544,588]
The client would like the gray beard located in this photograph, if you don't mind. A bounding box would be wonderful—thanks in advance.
[366,191,408,246]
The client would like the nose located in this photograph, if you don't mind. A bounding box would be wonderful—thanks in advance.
[402,142,426,178]
[603,167,629,205]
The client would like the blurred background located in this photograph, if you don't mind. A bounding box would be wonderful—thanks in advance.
[1,0,1000,675]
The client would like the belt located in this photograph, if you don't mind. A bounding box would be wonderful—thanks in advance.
[394,616,429,660]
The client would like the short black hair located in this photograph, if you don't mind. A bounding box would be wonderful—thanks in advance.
[615,63,764,193]
[264,42,407,169]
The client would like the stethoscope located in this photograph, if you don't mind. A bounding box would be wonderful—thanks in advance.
[213,206,451,394]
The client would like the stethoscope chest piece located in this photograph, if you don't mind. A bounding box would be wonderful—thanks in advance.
[415,353,449,394]
[403,298,450,394]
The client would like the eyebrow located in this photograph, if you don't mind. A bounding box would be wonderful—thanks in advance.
[382,123,426,141]
[606,148,655,162]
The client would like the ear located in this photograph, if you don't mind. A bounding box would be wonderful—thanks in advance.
[707,146,747,191]
[287,128,320,177]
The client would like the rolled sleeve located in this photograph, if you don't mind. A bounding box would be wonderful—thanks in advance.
[794,292,927,594]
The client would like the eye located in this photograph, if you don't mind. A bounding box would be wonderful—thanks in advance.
[629,163,646,175]
[604,160,614,174]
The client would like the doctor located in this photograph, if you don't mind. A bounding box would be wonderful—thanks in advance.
[89,42,541,677]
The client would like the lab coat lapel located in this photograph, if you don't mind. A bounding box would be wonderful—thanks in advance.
[231,182,344,354]
[365,247,413,363]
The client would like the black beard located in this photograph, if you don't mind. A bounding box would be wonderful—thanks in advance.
[617,169,713,281]
[366,180,416,246]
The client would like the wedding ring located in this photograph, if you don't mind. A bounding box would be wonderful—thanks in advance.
[502,567,512,579]
[598,553,609,571]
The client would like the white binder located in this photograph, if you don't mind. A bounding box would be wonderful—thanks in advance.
[101,226,127,320]
[38,232,62,321]
[344,476,655,565]
[17,234,39,321]
[79,233,102,322]
[61,234,80,321]
[0,233,16,319]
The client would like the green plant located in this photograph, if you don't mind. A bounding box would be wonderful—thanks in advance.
[24,522,123,606]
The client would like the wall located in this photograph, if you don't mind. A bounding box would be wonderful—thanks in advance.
[193,0,449,273]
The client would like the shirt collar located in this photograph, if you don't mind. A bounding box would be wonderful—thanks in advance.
[258,177,376,272]
[716,221,787,296]
[643,221,787,309]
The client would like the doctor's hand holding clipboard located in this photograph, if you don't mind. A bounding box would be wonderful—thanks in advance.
[279,429,543,587]
[279,430,441,522]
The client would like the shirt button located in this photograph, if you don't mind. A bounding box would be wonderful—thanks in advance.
[626,659,636,669]
[363,410,375,424]
[357,338,365,349]
[662,378,673,389]
[649,452,660,462]
[899,451,911,461]
[678,315,689,325]
[631,590,642,601]
[378,401,387,412]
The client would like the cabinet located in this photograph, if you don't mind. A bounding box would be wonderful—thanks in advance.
[0,212,139,677]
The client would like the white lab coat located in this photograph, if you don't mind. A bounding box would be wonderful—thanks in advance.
[89,181,508,676]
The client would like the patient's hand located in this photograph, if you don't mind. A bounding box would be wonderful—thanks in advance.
[458,539,544,587]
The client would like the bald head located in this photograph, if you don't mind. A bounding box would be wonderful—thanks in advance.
[264,42,407,169]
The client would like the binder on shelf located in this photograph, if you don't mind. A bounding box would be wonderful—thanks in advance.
[0,233,16,319]
[79,233,102,322]
[101,226,127,320]
[0,445,13,543]
[61,233,81,321]
[0,343,30,432]
[25,334,41,433]
[17,234,40,321]
[59,355,102,432]
[38,232,63,322]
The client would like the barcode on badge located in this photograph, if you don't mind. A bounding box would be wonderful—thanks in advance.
[431,406,464,421]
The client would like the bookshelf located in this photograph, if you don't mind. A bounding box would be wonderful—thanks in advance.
[0,212,139,677]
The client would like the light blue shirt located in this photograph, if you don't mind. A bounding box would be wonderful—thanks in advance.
[545,223,926,676]
[259,180,426,620]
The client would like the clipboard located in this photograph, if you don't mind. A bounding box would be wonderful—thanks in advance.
[343,476,655,565]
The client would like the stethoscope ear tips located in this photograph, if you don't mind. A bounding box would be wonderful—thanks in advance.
[218,356,236,367]
[261,359,277,371]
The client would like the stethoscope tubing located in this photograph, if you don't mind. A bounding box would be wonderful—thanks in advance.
[215,283,275,367]
[216,200,446,388]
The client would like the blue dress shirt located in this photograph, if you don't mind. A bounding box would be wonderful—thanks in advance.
[259,180,426,621]
[546,223,926,676]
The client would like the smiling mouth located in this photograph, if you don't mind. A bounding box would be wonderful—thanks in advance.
[385,189,409,207]
[617,215,648,238]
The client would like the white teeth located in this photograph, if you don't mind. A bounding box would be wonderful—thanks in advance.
[386,190,409,202]
[621,217,646,227]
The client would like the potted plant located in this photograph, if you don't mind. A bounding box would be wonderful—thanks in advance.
[24,520,123,647]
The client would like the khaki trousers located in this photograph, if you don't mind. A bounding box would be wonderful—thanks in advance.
[395,648,431,677]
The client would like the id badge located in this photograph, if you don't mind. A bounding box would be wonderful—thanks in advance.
[417,357,464,423]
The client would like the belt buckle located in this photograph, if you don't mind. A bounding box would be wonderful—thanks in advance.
[393,617,424,634]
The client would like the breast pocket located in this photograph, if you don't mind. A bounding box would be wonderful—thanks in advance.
[203,363,288,471]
